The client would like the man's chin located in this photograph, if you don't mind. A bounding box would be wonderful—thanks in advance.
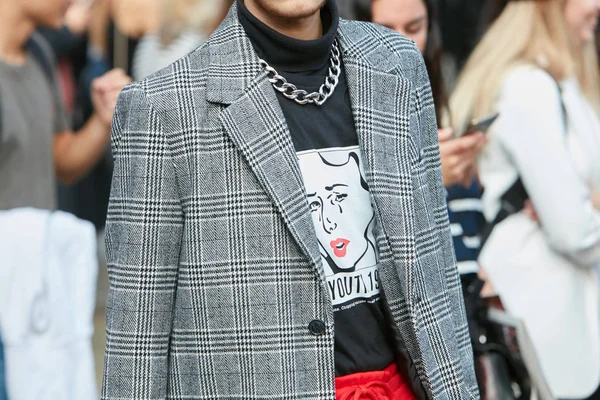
[258,0,326,20]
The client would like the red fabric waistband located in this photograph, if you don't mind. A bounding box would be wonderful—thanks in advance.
[335,363,417,400]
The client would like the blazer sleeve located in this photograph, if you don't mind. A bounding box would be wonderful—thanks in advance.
[101,83,184,400]
[494,68,600,267]
[413,54,480,399]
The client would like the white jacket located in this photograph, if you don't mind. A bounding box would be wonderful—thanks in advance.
[0,209,98,400]
[479,65,600,399]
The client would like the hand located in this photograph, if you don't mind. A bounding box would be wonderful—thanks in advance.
[477,265,498,299]
[438,128,487,187]
[91,69,132,127]
[523,199,539,222]
[65,0,94,35]
[592,190,600,211]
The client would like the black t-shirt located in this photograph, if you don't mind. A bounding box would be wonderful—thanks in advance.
[238,0,395,376]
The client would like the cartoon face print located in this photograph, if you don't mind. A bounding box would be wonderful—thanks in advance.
[298,148,377,275]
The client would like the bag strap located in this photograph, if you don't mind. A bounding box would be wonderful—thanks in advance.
[557,81,568,135]
[26,32,57,85]
[481,79,568,246]
[480,178,529,245]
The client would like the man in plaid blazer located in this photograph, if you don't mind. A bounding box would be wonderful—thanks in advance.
[102,0,478,398]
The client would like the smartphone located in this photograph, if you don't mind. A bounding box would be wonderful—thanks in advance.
[463,112,500,135]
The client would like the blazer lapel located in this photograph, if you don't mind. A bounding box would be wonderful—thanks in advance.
[206,4,323,275]
[338,22,419,308]
[219,76,324,274]
[339,27,429,396]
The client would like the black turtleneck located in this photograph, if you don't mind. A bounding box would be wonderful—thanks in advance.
[237,0,337,73]
[238,0,395,377]
[237,0,356,151]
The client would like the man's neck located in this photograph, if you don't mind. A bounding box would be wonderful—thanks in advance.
[0,1,36,64]
[244,1,323,40]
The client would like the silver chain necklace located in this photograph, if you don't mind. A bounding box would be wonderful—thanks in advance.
[258,39,341,106]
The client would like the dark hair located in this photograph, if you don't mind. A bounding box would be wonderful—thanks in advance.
[343,0,448,126]
[477,0,509,39]
[337,0,372,21]
[421,0,448,126]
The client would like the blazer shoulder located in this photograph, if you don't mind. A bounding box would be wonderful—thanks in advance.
[339,19,423,73]
[132,41,212,112]
[338,19,424,80]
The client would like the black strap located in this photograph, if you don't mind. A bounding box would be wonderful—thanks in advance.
[481,178,528,245]
[481,79,567,247]
[0,32,58,138]
[26,32,57,85]
[0,33,56,139]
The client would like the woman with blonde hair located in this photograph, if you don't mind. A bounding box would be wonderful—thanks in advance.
[132,0,233,80]
[451,0,600,398]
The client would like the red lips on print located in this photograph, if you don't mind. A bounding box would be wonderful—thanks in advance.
[330,238,350,258]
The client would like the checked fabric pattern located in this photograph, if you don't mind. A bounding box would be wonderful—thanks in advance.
[101,3,479,399]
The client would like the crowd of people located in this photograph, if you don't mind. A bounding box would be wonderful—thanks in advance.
[0,0,599,399]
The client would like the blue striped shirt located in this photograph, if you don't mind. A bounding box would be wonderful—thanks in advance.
[446,180,485,275]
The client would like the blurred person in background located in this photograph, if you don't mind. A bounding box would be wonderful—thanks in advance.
[46,0,156,231]
[132,0,233,81]
[451,0,600,398]
[370,0,487,282]
[51,0,232,231]
[0,0,130,209]
[37,0,117,231]
[0,0,129,395]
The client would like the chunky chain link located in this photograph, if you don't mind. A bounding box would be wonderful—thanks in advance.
[258,39,341,106]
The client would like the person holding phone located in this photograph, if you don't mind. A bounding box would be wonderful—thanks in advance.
[451,0,600,398]
[368,0,488,278]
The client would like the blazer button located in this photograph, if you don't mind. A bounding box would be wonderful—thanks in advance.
[308,319,326,336]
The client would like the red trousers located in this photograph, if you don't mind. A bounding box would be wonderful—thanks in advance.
[335,364,417,400]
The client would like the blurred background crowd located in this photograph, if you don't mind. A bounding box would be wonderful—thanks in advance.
[1,0,600,399]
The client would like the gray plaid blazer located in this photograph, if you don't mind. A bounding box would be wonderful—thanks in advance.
[102,4,479,400]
